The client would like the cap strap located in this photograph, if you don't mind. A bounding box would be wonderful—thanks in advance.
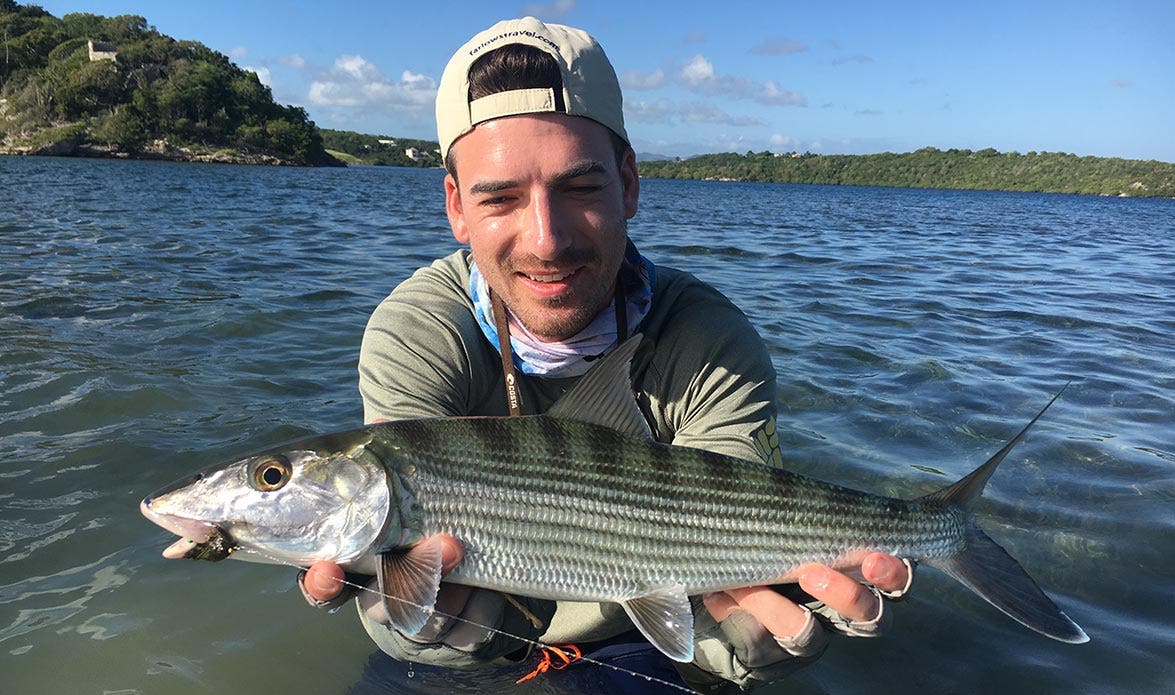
[469,88,563,127]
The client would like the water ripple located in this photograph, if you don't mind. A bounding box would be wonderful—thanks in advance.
[1,159,1172,694]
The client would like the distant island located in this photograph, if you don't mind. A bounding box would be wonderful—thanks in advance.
[3,2,1172,197]
[0,2,339,166]
[638,149,1175,199]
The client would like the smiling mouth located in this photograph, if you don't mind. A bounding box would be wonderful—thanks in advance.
[523,270,575,283]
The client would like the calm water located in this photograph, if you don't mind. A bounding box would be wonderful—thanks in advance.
[1,156,1172,694]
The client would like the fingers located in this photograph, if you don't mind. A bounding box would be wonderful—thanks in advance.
[704,586,828,659]
[705,553,912,637]
[798,564,882,623]
[705,586,811,638]
[303,561,346,602]
[861,553,910,595]
[704,554,912,660]
[436,534,464,574]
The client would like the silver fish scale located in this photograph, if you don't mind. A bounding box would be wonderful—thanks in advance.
[368,416,964,601]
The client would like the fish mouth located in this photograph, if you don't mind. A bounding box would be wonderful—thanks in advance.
[140,497,238,562]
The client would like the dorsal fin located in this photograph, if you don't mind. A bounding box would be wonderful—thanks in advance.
[545,335,652,440]
[922,386,1068,508]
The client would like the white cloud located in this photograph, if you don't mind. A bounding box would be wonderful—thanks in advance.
[621,68,667,91]
[676,54,805,107]
[760,80,805,106]
[228,46,249,60]
[624,98,762,127]
[625,98,674,123]
[679,55,717,87]
[334,55,377,81]
[681,102,763,126]
[309,55,436,111]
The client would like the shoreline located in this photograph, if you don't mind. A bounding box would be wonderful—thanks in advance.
[4,148,1171,198]
[0,133,342,167]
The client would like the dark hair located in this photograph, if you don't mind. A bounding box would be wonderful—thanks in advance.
[468,44,565,105]
[446,44,630,175]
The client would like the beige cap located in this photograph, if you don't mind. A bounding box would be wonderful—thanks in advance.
[435,17,628,161]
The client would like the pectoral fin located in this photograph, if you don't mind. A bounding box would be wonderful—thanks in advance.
[620,586,695,662]
[375,536,444,634]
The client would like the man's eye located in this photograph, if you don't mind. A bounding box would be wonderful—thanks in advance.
[566,182,604,195]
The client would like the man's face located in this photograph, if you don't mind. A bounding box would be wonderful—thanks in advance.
[445,113,639,343]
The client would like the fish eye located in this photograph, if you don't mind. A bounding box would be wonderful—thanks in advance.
[248,455,292,492]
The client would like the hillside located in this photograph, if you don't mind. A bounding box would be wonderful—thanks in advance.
[4,2,1170,192]
[318,129,442,168]
[0,1,339,165]
[638,148,1175,198]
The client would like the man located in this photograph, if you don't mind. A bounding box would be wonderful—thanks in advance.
[301,17,911,692]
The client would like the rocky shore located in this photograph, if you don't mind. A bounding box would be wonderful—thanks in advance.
[1,130,338,166]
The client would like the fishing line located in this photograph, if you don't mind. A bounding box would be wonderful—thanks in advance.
[246,548,696,694]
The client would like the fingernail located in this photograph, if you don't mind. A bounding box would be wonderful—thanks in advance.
[310,572,338,593]
[864,555,891,583]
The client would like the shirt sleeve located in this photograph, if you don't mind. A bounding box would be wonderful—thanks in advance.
[634,270,781,466]
[358,253,497,422]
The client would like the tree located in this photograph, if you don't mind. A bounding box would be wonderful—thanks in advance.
[92,105,148,152]
[55,58,125,118]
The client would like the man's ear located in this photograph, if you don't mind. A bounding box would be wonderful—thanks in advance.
[445,173,469,243]
[620,146,640,219]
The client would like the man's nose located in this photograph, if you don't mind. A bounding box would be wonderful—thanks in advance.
[526,192,570,260]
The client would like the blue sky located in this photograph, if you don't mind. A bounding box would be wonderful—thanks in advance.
[38,0,1175,161]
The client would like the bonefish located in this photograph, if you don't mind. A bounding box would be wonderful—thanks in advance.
[141,335,1087,663]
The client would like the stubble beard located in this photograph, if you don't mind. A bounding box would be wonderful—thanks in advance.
[502,235,627,342]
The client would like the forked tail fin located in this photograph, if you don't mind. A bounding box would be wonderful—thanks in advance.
[921,386,1089,644]
[927,526,1088,643]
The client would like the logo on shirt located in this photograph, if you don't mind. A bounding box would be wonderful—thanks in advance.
[751,419,783,467]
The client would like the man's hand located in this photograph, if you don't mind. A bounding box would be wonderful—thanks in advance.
[302,561,348,602]
[300,534,465,604]
[703,552,911,642]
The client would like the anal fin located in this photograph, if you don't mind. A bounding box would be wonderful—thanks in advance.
[376,535,444,635]
[620,586,695,662]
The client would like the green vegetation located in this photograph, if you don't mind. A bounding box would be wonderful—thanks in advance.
[3,2,1169,193]
[0,1,338,165]
[319,128,442,168]
[638,148,1175,198]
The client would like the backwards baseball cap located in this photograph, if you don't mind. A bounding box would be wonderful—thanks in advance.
[435,17,628,161]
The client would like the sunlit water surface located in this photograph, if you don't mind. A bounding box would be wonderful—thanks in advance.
[2,157,1172,694]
